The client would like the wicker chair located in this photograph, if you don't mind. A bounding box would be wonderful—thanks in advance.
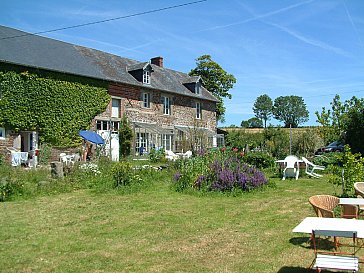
[354,182,364,216]
[354,182,364,197]
[309,195,358,218]
[309,195,339,218]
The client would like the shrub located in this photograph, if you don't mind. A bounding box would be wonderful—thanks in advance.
[38,143,52,165]
[263,127,290,159]
[149,148,166,163]
[0,153,4,166]
[291,128,324,157]
[173,151,268,193]
[242,152,274,169]
[327,146,364,197]
[111,161,133,187]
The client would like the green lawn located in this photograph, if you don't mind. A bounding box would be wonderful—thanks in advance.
[0,174,345,272]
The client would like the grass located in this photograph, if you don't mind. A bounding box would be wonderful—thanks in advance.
[0,171,349,272]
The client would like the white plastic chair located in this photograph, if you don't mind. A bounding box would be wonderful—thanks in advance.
[165,150,179,161]
[182,150,192,159]
[282,155,299,180]
[302,157,325,178]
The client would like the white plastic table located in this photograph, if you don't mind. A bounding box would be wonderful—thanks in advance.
[293,217,364,238]
[340,198,364,206]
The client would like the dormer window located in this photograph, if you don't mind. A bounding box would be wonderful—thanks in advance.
[128,62,153,84]
[195,81,201,95]
[143,70,150,84]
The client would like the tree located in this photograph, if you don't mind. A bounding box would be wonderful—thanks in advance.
[118,114,133,158]
[253,94,273,128]
[315,95,346,144]
[189,55,236,122]
[272,95,309,128]
[241,117,263,128]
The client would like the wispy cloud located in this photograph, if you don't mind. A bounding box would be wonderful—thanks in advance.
[194,0,314,33]
[343,0,363,47]
[264,21,351,57]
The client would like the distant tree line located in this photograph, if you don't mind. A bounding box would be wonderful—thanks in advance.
[241,94,309,128]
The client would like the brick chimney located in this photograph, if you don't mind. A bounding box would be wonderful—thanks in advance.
[151,56,163,68]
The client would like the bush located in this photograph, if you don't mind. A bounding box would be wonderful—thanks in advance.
[173,150,268,193]
[263,127,290,159]
[149,148,166,163]
[242,152,275,169]
[38,143,52,165]
[111,161,133,187]
[0,153,4,166]
[226,130,264,151]
[327,146,364,197]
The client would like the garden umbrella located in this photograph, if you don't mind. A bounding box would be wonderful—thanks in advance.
[79,130,104,145]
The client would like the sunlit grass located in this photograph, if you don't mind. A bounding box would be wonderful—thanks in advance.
[0,173,348,272]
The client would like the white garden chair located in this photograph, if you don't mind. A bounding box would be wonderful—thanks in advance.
[302,157,325,178]
[282,155,299,180]
[165,150,179,161]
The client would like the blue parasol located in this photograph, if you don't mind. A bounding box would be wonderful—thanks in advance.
[79,130,105,145]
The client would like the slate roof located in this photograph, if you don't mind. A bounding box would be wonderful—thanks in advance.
[0,25,218,102]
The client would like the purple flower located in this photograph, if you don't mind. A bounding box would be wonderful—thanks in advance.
[173,172,182,181]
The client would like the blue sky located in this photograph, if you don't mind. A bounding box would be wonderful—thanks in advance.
[1,0,364,127]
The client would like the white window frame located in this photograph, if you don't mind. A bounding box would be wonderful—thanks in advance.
[196,102,202,119]
[136,132,149,152]
[143,70,150,84]
[0,127,5,139]
[162,134,173,151]
[142,92,151,108]
[162,96,171,115]
[195,82,200,95]
[111,98,120,118]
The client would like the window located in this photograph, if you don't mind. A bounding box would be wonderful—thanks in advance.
[196,102,201,119]
[0,127,5,139]
[162,134,173,151]
[136,132,149,153]
[162,96,171,115]
[142,92,151,108]
[96,120,119,131]
[143,70,150,84]
[111,98,120,118]
[195,82,200,94]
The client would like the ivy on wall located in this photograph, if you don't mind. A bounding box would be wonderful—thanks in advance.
[0,70,110,147]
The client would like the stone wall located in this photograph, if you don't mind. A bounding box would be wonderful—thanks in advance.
[100,83,217,132]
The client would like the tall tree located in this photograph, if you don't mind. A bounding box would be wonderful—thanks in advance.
[189,55,236,122]
[253,94,273,128]
[272,95,309,128]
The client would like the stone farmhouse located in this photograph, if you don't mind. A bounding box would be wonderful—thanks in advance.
[0,25,224,162]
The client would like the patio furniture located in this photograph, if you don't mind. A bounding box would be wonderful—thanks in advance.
[182,150,192,159]
[165,150,179,161]
[282,155,300,180]
[309,195,358,219]
[293,217,364,238]
[311,229,359,272]
[354,182,364,198]
[341,197,364,218]
[302,157,325,178]
[309,195,339,218]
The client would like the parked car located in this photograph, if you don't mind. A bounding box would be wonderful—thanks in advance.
[315,141,345,155]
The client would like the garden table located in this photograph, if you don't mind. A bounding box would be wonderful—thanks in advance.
[340,198,364,206]
[293,217,364,238]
